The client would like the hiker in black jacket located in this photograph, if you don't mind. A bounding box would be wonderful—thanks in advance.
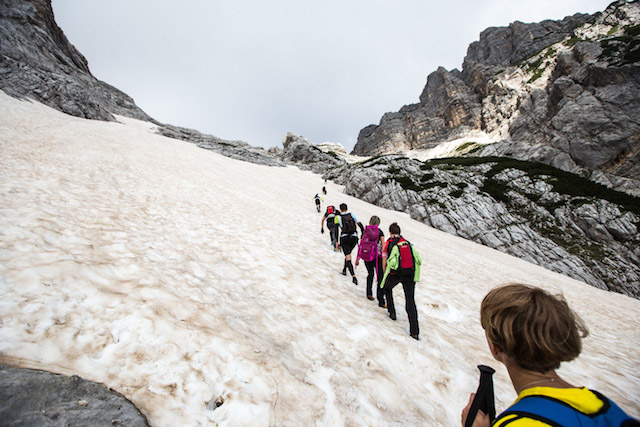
[313,194,323,212]
[321,205,339,251]
[335,203,364,285]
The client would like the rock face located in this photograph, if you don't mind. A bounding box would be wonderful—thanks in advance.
[0,0,287,167]
[278,132,347,173]
[157,124,285,167]
[0,364,148,426]
[325,155,640,299]
[353,1,640,195]
[0,0,151,122]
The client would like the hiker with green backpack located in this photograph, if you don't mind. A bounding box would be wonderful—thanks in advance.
[355,215,386,307]
[335,203,364,285]
[380,222,422,340]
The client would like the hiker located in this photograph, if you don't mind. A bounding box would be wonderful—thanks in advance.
[461,284,639,427]
[321,205,340,251]
[313,194,323,213]
[322,186,327,195]
[355,215,386,306]
[380,222,421,340]
[335,203,364,285]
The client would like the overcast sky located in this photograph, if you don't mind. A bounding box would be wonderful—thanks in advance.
[52,0,612,151]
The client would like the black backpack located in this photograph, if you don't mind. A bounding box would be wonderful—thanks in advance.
[341,213,356,234]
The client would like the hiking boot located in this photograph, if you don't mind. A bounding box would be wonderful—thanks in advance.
[367,295,374,301]
[388,312,396,321]
[410,334,419,340]
[352,276,358,285]
[341,269,347,276]
[378,303,387,308]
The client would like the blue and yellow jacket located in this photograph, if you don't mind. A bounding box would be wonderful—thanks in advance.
[493,386,638,426]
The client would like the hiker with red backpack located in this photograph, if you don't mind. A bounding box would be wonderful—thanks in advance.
[355,215,386,307]
[380,222,422,340]
[321,205,339,251]
[335,203,364,285]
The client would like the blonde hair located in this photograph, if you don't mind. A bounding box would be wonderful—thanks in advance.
[480,284,588,373]
[369,216,380,226]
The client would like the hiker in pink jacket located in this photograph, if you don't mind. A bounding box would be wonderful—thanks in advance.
[356,216,386,307]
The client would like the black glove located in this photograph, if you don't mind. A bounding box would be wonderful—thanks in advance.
[321,228,325,234]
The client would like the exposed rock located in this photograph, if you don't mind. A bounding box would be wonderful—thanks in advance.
[0,0,289,168]
[0,0,151,122]
[353,1,640,195]
[157,124,285,167]
[0,364,148,426]
[278,132,347,173]
[326,155,640,298]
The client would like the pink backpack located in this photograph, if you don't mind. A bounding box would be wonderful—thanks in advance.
[358,225,380,262]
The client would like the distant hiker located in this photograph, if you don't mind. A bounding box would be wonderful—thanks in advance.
[461,284,639,427]
[355,215,386,306]
[335,203,364,285]
[380,222,421,340]
[321,205,339,251]
[313,194,323,213]
[322,186,327,195]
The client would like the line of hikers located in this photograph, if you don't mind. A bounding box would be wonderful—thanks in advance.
[317,198,638,427]
[321,202,421,340]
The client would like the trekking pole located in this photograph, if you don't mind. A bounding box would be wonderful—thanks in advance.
[465,365,496,427]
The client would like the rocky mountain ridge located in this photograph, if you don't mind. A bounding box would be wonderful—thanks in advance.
[0,0,280,167]
[353,0,640,196]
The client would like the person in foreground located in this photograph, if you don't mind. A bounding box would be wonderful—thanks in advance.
[461,283,639,427]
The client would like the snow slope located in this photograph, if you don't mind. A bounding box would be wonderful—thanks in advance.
[1,92,638,425]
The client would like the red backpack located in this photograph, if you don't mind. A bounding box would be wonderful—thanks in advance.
[389,237,415,275]
[358,225,380,262]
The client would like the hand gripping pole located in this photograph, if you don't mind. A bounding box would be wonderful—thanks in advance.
[465,365,496,427]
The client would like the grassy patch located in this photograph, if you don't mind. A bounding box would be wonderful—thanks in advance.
[455,141,482,156]
[395,176,423,192]
[421,156,640,215]
[600,26,640,65]
[624,24,640,37]
[450,188,464,198]
[563,37,582,47]
[420,173,434,182]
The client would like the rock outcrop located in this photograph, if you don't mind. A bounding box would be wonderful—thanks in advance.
[278,132,347,173]
[157,124,285,167]
[0,0,151,122]
[0,364,148,426]
[325,155,640,298]
[353,1,640,195]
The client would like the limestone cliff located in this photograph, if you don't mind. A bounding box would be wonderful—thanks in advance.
[0,0,151,121]
[353,0,640,195]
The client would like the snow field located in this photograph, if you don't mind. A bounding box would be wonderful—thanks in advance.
[1,92,638,425]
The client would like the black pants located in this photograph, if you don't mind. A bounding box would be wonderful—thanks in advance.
[340,235,358,255]
[384,274,419,336]
[327,223,339,248]
[364,258,385,305]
